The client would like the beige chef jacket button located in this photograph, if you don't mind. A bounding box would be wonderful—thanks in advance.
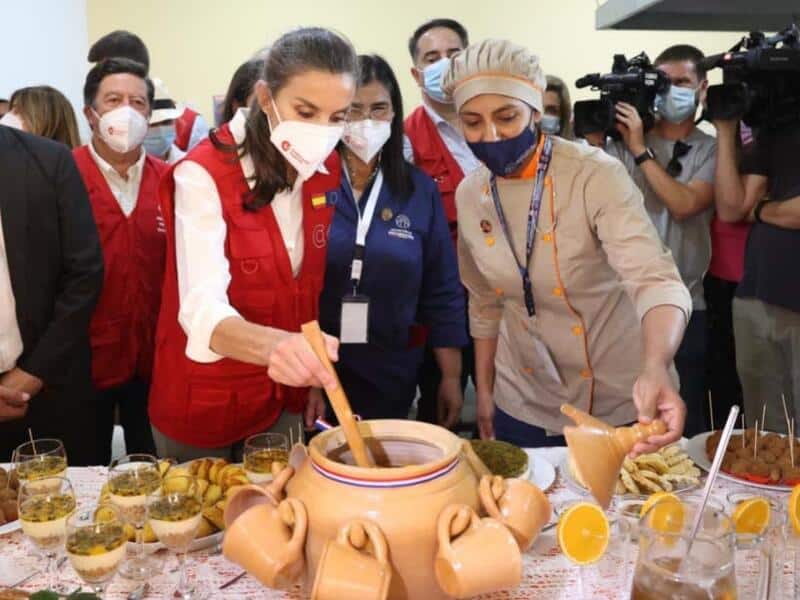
[494,287,504,296]
[553,287,563,297]
[542,233,553,243]
[523,367,534,375]
[571,325,583,336]
[580,368,593,379]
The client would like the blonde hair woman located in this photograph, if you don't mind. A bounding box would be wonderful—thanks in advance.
[3,86,81,148]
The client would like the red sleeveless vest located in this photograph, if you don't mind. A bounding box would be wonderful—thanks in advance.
[73,146,168,390]
[404,106,465,245]
[148,125,339,447]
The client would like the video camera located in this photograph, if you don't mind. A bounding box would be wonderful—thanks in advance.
[703,23,800,129]
[573,52,670,139]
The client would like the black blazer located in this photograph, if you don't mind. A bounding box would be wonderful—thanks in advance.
[0,125,103,389]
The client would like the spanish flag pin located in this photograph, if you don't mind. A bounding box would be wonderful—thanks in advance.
[311,194,327,209]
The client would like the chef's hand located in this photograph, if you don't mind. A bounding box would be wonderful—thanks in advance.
[437,375,464,430]
[476,387,495,440]
[615,102,646,156]
[305,387,327,430]
[0,385,29,422]
[268,333,339,390]
[631,364,686,456]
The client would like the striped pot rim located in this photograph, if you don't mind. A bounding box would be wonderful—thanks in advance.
[311,455,459,488]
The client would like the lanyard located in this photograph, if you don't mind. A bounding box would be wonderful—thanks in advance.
[347,169,383,292]
[489,135,554,317]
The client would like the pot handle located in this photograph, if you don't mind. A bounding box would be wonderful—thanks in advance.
[479,475,506,519]
[437,504,480,557]
[279,497,308,556]
[337,519,390,566]
[461,440,491,479]
[264,465,294,502]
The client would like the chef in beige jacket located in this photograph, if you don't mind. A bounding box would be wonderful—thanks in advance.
[442,40,692,454]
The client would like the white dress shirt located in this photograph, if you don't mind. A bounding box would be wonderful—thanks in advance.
[88,141,146,217]
[0,210,23,373]
[403,101,481,176]
[173,108,325,363]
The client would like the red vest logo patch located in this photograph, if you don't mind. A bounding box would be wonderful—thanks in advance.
[312,224,327,249]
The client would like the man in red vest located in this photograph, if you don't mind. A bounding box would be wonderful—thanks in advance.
[76,58,167,464]
[404,19,480,428]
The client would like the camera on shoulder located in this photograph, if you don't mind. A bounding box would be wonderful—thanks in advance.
[573,52,670,139]
[703,23,800,130]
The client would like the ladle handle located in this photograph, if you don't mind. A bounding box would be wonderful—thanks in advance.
[301,321,374,468]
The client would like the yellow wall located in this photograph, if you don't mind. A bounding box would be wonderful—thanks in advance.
[86,0,742,123]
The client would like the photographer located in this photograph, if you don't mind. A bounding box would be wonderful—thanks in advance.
[713,111,800,431]
[604,45,716,437]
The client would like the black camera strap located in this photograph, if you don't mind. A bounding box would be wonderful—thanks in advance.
[489,134,554,318]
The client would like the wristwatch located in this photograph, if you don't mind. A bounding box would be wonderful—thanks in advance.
[753,199,772,224]
[634,147,656,166]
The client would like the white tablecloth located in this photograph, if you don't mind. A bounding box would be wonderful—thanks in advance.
[0,448,790,598]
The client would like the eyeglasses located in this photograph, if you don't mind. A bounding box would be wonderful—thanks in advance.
[347,106,394,121]
[666,141,692,178]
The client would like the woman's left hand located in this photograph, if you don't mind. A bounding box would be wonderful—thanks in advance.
[437,375,464,430]
[631,363,687,456]
[305,386,327,430]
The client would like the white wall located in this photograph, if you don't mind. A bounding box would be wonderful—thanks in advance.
[0,0,89,138]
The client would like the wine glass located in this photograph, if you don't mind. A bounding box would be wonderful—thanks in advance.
[18,476,76,594]
[14,439,68,494]
[66,504,128,597]
[147,474,206,599]
[243,433,289,483]
[108,454,162,580]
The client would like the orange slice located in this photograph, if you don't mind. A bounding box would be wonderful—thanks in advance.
[732,497,771,535]
[642,492,685,536]
[557,502,610,565]
[790,485,800,535]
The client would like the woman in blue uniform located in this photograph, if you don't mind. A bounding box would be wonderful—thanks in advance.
[314,54,467,427]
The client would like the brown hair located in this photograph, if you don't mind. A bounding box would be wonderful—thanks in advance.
[545,75,574,140]
[10,86,81,148]
[211,27,358,211]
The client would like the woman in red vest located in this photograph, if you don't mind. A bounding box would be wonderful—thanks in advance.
[149,28,357,462]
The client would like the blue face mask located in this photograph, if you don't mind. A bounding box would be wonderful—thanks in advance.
[467,126,538,177]
[422,58,452,104]
[540,114,561,135]
[143,124,176,157]
[655,85,698,124]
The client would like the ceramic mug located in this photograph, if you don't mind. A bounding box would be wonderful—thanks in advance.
[222,496,307,589]
[434,504,522,598]
[311,519,392,600]
[479,474,551,551]
[223,466,294,528]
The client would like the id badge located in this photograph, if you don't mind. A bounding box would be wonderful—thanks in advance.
[340,295,370,344]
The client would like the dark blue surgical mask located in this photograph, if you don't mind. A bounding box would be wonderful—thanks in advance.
[467,126,538,177]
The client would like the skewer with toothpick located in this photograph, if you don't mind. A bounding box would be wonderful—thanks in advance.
[27,428,37,455]
[753,420,759,460]
[741,413,746,448]
[708,391,715,431]
[791,418,796,469]
[783,394,792,436]
[761,403,766,434]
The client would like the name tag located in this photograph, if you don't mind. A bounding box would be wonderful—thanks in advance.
[340,295,370,344]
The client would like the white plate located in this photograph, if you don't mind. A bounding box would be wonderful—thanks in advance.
[559,441,699,499]
[686,430,793,493]
[0,519,20,536]
[522,451,556,492]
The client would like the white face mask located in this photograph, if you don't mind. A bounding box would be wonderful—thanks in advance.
[0,111,25,131]
[93,105,149,153]
[267,99,344,181]
[343,119,392,164]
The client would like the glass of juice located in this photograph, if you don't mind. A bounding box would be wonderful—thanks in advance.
[631,500,737,600]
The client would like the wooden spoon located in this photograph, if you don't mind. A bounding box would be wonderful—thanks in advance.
[301,321,375,468]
